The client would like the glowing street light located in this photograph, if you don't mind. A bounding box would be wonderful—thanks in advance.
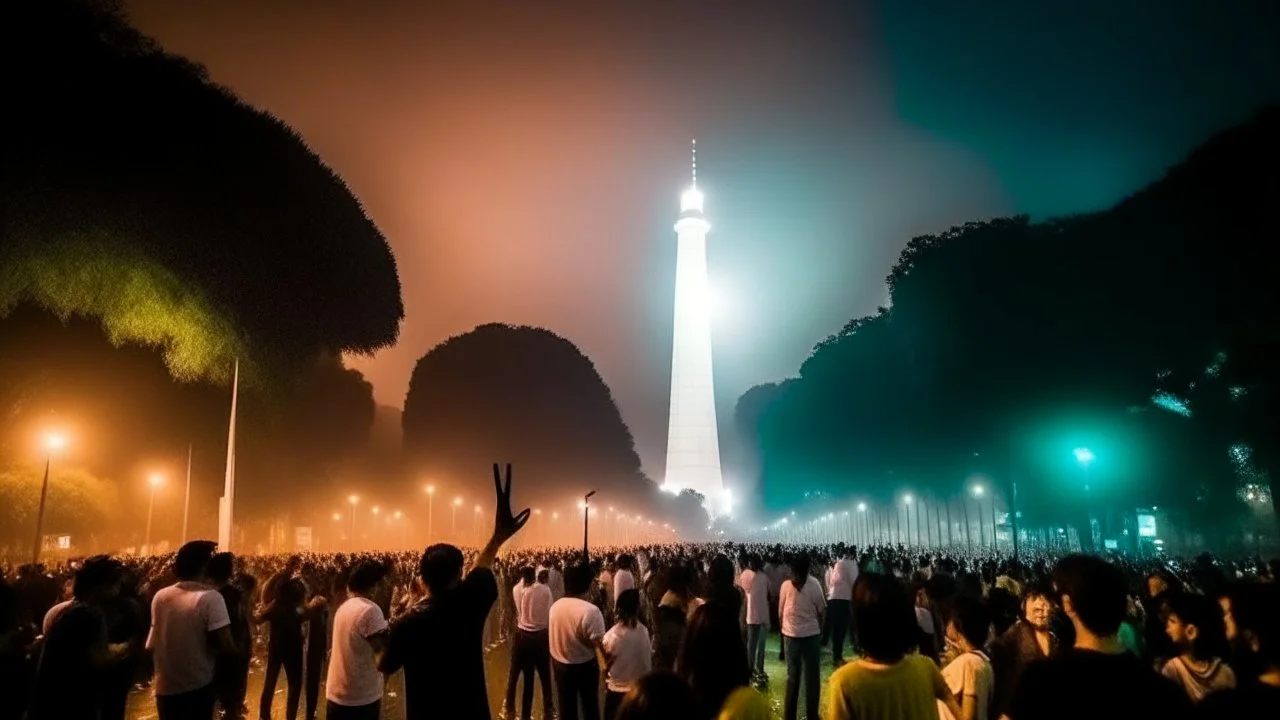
[1073,447,1095,467]
[857,502,867,512]
[452,497,463,536]
[332,512,342,521]
[347,495,359,548]
[145,473,164,554]
[31,432,68,565]
[972,484,984,497]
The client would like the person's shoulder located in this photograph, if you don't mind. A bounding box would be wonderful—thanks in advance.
[829,658,868,686]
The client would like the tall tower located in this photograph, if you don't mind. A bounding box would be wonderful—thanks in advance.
[663,140,725,510]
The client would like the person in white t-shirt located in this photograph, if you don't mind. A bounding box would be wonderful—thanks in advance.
[505,566,555,720]
[602,588,651,719]
[940,595,994,720]
[549,563,607,720]
[147,540,236,720]
[325,561,390,720]
[778,553,826,720]
[738,554,771,682]
[823,544,859,666]
[612,554,636,604]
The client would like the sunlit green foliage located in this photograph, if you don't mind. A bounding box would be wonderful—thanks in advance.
[0,464,118,546]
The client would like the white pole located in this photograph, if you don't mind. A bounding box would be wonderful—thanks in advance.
[218,359,239,551]
[182,443,192,544]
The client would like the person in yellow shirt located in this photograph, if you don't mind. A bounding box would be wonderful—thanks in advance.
[828,573,962,720]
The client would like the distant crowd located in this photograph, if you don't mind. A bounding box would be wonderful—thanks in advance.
[2,468,1278,719]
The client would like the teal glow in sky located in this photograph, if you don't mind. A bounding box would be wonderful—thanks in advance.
[126,0,1280,479]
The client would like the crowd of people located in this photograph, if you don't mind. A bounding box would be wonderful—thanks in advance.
[1,466,1278,719]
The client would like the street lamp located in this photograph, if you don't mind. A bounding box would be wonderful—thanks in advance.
[473,504,482,543]
[903,494,914,547]
[1074,447,1096,550]
[424,484,436,542]
[144,473,164,555]
[31,433,68,565]
[972,484,987,549]
[583,490,597,561]
[452,497,463,536]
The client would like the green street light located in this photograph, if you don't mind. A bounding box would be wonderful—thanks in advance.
[1073,447,1095,466]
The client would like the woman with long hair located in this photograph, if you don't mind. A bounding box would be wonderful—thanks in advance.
[677,604,769,719]
[603,589,652,720]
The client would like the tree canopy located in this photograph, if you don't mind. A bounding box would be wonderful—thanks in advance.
[740,107,1280,543]
[1,0,403,387]
[403,323,669,517]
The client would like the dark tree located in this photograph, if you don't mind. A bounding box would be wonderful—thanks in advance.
[402,324,663,514]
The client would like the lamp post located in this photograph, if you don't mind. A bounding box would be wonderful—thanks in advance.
[582,490,597,562]
[181,444,192,544]
[973,484,987,549]
[425,484,435,542]
[473,504,482,544]
[857,502,867,546]
[31,433,67,565]
[452,497,462,537]
[533,509,543,545]
[903,495,914,547]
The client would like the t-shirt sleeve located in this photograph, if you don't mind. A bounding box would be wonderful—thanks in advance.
[359,603,389,639]
[583,606,607,643]
[203,590,232,632]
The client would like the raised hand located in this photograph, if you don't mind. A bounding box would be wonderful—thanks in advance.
[491,463,531,542]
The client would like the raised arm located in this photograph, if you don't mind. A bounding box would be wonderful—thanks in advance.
[474,463,531,571]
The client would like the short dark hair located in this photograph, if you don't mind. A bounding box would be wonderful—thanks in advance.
[564,563,594,597]
[418,544,465,593]
[1167,592,1225,660]
[616,588,641,624]
[949,594,992,649]
[1023,579,1056,604]
[174,541,218,580]
[206,552,235,585]
[1054,554,1127,637]
[72,556,122,600]
[852,572,918,663]
[348,560,387,594]
[519,566,536,585]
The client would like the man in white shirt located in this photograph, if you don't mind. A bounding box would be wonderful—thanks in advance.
[504,566,554,720]
[148,540,236,720]
[548,564,606,720]
[823,544,859,665]
[325,561,389,720]
[738,554,771,682]
[612,554,636,604]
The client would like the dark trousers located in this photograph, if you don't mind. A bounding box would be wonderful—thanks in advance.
[604,690,627,720]
[783,635,820,720]
[506,629,554,719]
[745,623,767,675]
[157,684,216,720]
[325,699,381,720]
[260,644,303,720]
[215,656,250,720]
[824,599,852,662]
[305,648,324,719]
[553,658,601,720]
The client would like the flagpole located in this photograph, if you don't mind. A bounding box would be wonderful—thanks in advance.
[218,359,239,551]
[182,443,192,544]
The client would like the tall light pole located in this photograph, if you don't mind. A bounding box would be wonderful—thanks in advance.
[452,497,462,537]
[903,495,914,547]
[371,506,380,548]
[973,484,987,549]
[394,510,405,548]
[181,444,192,545]
[582,491,596,562]
[146,473,164,555]
[31,433,67,565]
[348,495,359,549]
[857,502,867,546]
[473,504,482,544]
[424,484,436,542]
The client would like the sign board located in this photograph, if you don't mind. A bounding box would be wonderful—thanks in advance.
[57,535,71,549]
[295,526,313,551]
[1104,539,1119,550]
[1137,513,1157,538]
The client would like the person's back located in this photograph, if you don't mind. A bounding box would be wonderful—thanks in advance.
[326,596,387,709]
[149,581,230,697]
[27,601,108,719]
[1011,648,1188,719]
[828,654,949,720]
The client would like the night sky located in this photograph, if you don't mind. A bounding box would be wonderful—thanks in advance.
[124,0,1279,482]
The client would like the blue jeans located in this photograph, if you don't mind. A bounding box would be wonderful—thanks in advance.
[746,623,767,674]
[783,635,821,720]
